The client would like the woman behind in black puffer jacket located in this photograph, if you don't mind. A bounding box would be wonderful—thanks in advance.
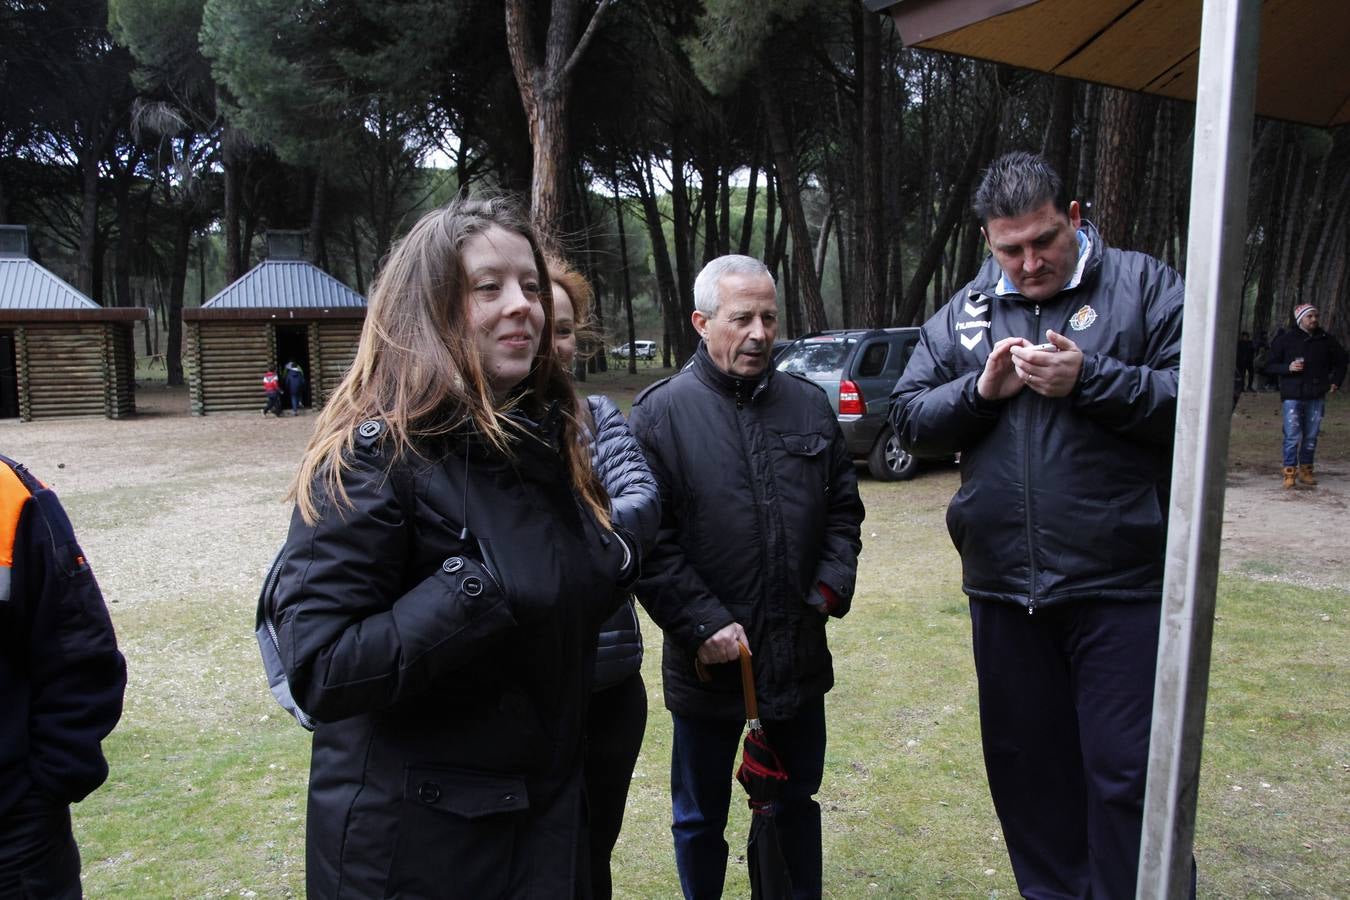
[548,255,660,899]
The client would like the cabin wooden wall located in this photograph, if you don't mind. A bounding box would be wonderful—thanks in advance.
[313,320,363,408]
[11,323,138,421]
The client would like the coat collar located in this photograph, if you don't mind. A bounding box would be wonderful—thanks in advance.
[690,341,773,405]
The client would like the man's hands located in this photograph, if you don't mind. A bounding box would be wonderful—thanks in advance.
[977,330,1084,401]
[976,337,1029,401]
[1010,330,1083,398]
[697,622,749,665]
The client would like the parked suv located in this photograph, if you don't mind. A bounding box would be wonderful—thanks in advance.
[775,327,925,480]
[611,340,657,360]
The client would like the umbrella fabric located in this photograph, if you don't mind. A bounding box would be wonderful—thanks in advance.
[736,727,789,805]
[745,807,794,900]
[732,643,794,900]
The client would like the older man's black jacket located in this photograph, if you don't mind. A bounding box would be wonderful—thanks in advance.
[629,344,864,722]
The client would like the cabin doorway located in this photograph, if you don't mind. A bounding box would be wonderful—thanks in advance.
[275,325,312,409]
[0,331,18,419]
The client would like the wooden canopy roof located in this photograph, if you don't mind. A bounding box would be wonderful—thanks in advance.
[868,0,1350,127]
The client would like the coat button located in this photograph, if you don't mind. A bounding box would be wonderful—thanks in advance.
[501,793,516,803]
[417,781,441,804]
[442,557,464,573]
[695,624,707,635]
[462,576,483,597]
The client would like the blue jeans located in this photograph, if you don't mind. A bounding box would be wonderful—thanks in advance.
[1282,398,1325,466]
[670,696,826,900]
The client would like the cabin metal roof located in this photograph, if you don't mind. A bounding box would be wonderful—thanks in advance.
[0,257,102,310]
[202,260,366,310]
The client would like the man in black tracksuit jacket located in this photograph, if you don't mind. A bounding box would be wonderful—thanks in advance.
[630,255,864,900]
[0,454,125,897]
[892,152,1186,899]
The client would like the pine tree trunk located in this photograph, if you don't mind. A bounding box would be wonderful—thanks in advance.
[166,214,191,387]
[859,8,886,328]
[635,161,695,362]
[1093,87,1155,248]
[308,169,327,265]
[759,74,827,332]
[77,145,100,297]
[223,135,242,282]
[613,188,638,375]
[739,155,759,256]
[505,0,611,243]
[670,132,696,343]
[1041,77,1076,192]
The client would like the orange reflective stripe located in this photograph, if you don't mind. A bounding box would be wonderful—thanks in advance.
[0,462,32,569]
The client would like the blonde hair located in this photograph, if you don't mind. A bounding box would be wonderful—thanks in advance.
[291,197,609,528]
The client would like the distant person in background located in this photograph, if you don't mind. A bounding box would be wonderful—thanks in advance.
[1264,303,1347,488]
[0,454,126,898]
[262,368,283,417]
[1236,331,1255,392]
[549,253,660,900]
[282,361,306,415]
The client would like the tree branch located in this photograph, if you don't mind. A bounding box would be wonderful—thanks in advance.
[558,0,616,88]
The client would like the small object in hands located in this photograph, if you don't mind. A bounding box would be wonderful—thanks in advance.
[1027,342,1058,352]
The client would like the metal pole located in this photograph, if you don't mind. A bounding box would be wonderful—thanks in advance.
[1138,0,1261,896]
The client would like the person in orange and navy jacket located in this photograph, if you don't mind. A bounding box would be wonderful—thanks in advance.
[0,454,125,899]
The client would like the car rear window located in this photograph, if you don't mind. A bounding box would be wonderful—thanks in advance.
[776,339,856,379]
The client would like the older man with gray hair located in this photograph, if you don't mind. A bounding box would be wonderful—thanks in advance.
[629,255,864,899]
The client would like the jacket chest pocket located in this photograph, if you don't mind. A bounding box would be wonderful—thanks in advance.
[775,431,829,475]
[772,431,831,504]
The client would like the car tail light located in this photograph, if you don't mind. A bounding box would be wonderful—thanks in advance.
[839,380,864,416]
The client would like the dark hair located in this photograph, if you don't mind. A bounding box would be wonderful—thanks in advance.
[972,151,1070,225]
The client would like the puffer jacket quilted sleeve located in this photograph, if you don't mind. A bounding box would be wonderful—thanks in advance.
[587,394,660,553]
[586,394,658,689]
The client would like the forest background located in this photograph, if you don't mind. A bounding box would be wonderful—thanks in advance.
[2,0,1348,385]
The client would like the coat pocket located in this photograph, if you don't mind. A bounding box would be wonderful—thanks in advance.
[777,431,829,458]
[384,766,529,898]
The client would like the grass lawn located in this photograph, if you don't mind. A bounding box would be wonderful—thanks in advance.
[5,371,1344,898]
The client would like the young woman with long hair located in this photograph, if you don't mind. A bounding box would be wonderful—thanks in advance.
[273,197,635,898]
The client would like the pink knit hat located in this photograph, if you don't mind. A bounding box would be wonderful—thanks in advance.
[1294,303,1317,325]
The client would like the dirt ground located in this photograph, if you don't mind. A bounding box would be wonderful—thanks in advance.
[0,384,1345,604]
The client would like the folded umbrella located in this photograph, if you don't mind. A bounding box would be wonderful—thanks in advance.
[732,642,793,900]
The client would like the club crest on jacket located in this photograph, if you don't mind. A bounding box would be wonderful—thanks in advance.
[1069,305,1098,332]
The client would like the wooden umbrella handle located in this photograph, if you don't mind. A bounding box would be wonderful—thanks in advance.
[738,641,758,723]
[692,642,758,724]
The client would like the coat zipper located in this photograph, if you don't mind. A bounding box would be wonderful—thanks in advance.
[1025,303,1040,615]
